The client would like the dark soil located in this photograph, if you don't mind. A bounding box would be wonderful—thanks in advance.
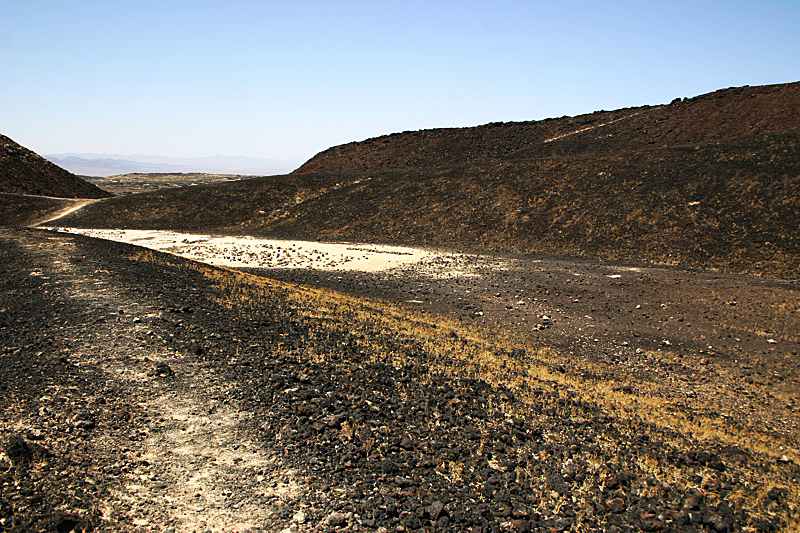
[0,135,111,199]
[0,194,80,227]
[2,228,799,532]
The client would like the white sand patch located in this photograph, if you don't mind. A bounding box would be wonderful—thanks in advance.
[49,228,441,272]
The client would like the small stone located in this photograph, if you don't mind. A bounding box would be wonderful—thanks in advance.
[73,411,96,430]
[187,343,204,355]
[642,519,664,532]
[766,487,788,503]
[293,511,307,523]
[153,362,174,376]
[512,507,529,519]
[545,473,570,495]
[4,435,32,466]
[323,512,349,527]
[683,494,703,510]
[512,519,530,533]
[75,419,95,430]
[703,513,731,532]
[24,429,44,441]
[606,497,626,513]
[428,500,445,520]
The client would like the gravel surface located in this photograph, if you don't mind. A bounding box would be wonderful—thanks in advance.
[2,228,799,532]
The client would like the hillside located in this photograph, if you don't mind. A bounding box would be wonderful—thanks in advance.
[2,228,799,532]
[0,135,111,198]
[7,79,800,532]
[52,128,800,278]
[296,81,800,173]
[0,193,94,227]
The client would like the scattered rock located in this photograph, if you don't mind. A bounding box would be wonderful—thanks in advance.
[187,342,204,355]
[323,511,350,527]
[72,411,96,430]
[151,362,174,377]
[545,473,570,496]
[4,435,32,466]
[428,500,445,520]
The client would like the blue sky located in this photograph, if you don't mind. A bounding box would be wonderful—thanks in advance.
[2,0,798,164]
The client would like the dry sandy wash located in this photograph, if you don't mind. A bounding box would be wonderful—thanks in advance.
[48,228,446,272]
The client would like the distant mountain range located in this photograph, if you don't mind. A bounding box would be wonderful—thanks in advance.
[44,153,303,177]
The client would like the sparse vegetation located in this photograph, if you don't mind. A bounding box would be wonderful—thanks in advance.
[126,246,800,531]
[83,173,253,196]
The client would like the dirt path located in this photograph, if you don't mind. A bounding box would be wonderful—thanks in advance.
[95,356,303,532]
[0,229,306,532]
[34,198,101,225]
[542,111,644,144]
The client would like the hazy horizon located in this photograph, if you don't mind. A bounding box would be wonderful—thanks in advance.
[43,152,304,177]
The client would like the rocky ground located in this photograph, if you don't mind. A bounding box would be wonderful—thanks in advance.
[262,250,800,445]
[2,228,799,532]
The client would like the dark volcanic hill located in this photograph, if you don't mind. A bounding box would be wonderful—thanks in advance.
[51,128,800,278]
[42,81,800,278]
[295,81,800,173]
[0,134,111,198]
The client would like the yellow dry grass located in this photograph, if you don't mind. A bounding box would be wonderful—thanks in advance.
[128,248,800,529]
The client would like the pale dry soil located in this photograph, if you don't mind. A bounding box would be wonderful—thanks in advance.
[48,228,441,272]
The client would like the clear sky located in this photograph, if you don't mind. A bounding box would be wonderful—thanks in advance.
[2,0,798,164]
